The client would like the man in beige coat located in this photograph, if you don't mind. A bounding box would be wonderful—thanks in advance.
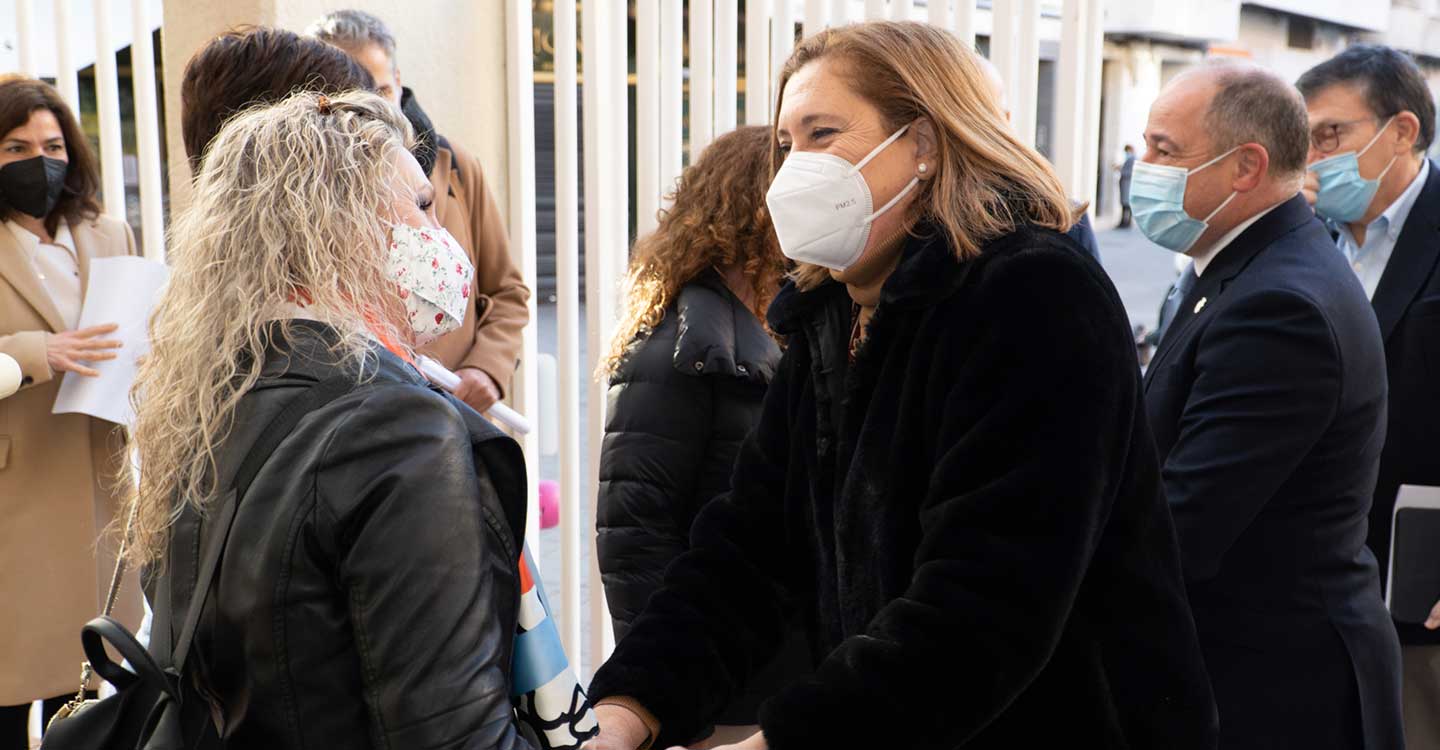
[308,9,530,413]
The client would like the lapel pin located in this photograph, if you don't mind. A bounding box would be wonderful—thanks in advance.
[1193,297,1208,314]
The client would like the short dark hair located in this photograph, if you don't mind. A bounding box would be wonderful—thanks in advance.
[1297,44,1436,154]
[0,75,102,233]
[1203,64,1310,180]
[181,27,375,170]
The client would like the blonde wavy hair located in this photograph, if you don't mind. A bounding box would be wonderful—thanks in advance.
[602,125,785,376]
[123,89,414,567]
[776,22,1079,290]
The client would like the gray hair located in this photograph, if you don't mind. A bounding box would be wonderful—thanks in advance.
[306,9,398,67]
[1200,63,1310,180]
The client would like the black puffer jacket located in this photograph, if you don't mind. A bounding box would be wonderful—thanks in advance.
[597,270,808,725]
[589,223,1218,750]
[145,320,533,750]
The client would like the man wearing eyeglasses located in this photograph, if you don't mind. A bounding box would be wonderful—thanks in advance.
[1299,44,1440,750]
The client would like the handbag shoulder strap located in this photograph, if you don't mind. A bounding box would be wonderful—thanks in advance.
[170,375,354,671]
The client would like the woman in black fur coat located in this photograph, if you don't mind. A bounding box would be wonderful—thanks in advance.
[585,21,1219,750]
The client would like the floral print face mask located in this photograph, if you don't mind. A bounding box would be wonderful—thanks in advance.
[386,223,474,346]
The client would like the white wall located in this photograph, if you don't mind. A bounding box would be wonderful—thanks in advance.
[1234,5,1352,84]
[1104,0,1242,43]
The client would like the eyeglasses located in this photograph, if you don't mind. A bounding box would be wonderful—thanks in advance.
[1310,115,1391,155]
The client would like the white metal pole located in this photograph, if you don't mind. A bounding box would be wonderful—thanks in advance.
[93,0,126,221]
[929,0,951,28]
[691,0,715,158]
[892,0,915,20]
[661,0,684,194]
[716,0,738,134]
[131,0,165,262]
[1014,0,1041,148]
[745,0,771,125]
[505,0,542,556]
[53,0,79,124]
[1054,0,1087,197]
[865,0,888,20]
[552,0,584,666]
[804,0,827,37]
[989,0,1017,118]
[953,0,975,48]
[1081,0,1105,206]
[638,0,662,234]
[16,0,36,77]
[773,0,796,94]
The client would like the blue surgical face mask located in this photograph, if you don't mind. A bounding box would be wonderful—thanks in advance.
[1309,117,1398,223]
[1129,146,1240,254]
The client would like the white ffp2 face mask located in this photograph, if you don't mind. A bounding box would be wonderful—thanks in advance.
[765,123,920,271]
[386,224,474,346]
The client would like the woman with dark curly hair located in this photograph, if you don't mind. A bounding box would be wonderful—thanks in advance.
[595,125,804,748]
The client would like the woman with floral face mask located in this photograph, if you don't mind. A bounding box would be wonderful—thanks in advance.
[127,90,534,750]
[584,22,1216,750]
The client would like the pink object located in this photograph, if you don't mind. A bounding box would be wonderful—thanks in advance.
[538,480,560,529]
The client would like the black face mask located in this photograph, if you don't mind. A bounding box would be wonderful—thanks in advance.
[0,155,68,219]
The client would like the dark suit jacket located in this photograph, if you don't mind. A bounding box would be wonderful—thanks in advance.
[1144,195,1402,750]
[1066,212,1102,263]
[1365,159,1440,646]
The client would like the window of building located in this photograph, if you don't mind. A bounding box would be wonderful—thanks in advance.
[1288,18,1317,50]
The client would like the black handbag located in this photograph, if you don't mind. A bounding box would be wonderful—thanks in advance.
[42,376,353,750]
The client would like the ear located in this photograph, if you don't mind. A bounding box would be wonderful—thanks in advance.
[1232,143,1269,192]
[912,117,939,179]
[1392,111,1422,154]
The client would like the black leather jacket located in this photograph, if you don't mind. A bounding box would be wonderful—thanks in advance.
[145,320,533,750]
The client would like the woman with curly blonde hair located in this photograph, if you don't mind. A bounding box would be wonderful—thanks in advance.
[128,90,532,749]
[595,125,801,747]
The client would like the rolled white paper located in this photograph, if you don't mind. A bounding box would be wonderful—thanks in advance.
[416,355,532,435]
[0,353,21,400]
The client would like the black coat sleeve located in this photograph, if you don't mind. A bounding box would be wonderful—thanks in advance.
[757,248,1142,749]
[596,362,715,637]
[316,387,530,750]
[1162,288,1341,580]
[588,344,803,747]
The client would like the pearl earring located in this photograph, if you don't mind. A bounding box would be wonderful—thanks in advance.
[918,163,928,174]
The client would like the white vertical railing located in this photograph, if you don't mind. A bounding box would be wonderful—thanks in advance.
[953,0,975,48]
[53,0,79,136]
[1013,0,1041,147]
[131,0,165,262]
[638,0,662,234]
[691,0,715,158]
[989,0,1017,112]
[552,0,584,666]
[865,0,888,20]
[92,0,125,221]
[804,0,827,36]
[892,0,915,20]
[1081,0,1106,206]
[831,0,850,25]
[1054,0,1088,197]
[745,0,772,125]
[505,0,542,555]
[15,0,36,77]
[716,1,739,134]
[929,0,952,28]
[660,1,685,194]
[772,0,796,92]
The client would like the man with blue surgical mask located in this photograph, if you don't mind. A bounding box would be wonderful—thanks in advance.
[1138,62,1402,750]
[1299,44,1440,750]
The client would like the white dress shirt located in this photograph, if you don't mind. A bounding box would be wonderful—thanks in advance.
[1336,159,1429,300]
[1192,200,1286,278]
[7,219,81,330]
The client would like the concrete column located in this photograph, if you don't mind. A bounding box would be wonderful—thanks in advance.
[160,0,510,220]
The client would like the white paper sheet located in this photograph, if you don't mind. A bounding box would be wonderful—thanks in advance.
[52,256,169,427]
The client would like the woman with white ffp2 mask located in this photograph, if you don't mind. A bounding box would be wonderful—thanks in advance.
[583,21,1216,750]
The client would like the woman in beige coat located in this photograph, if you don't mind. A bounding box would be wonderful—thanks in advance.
[0,75,141,748]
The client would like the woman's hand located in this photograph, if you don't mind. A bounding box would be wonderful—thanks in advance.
[46,323,122,377]
[454,366,502,412]
[581,704,654,750]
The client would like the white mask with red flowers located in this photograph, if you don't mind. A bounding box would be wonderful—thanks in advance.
[385,223,474,346]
